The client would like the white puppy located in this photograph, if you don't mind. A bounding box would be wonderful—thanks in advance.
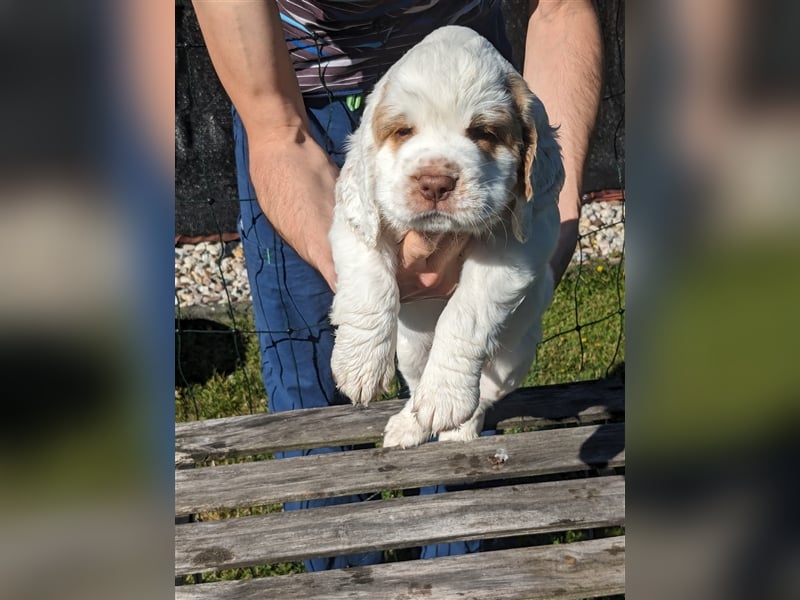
[329,26,564,448]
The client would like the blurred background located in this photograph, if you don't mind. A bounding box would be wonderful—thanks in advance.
[0,0,798,598]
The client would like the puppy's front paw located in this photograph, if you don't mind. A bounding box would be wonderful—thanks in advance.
[437,424,480,443]
[383,408,431,448]
[412,382,479,435]
[331,326,395,406]
[437,405,486,442]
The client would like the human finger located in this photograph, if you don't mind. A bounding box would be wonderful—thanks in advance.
[398,231,446,270]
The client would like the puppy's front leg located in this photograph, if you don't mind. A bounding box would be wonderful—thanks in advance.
[410,254,532,438]
[383,266,494,448]
[330,218,399,406]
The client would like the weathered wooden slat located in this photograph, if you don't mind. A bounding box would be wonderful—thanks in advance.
[176,423,624,516]
[175,378,623,464]
[175,535,625,600]
[176,475,624,575]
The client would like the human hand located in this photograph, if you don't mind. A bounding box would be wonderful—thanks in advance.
[248,131,339,290]
[396,231,469,302]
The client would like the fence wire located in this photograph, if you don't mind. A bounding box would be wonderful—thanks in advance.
[174,196,624,422]
[175,3,625,421]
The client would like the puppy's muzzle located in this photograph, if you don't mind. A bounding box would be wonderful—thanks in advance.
[416,173,456,204]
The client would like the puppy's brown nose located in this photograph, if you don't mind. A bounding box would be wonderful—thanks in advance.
[417,174,456,203]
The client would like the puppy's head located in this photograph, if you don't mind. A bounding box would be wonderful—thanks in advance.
[367,26,544,242]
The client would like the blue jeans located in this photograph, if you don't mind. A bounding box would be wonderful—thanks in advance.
[234,100,384,572]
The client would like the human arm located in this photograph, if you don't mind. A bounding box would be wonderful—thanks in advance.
[192,0,339,288]
[192,0,467,297]
[524,0,602,286]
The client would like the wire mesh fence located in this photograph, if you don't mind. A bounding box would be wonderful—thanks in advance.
[174,0,625,422]
[174,195,624,422]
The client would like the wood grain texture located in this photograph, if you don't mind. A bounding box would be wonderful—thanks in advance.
[175,378,623,465]
[175,423,624,516]
[176,476,624,575]
[175,535,625,599]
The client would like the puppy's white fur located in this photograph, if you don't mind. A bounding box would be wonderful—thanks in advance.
[329,26,563,448]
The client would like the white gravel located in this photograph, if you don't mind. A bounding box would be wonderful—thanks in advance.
[574,200,625,263]
[175,200,624,308]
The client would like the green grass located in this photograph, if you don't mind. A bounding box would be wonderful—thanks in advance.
[175,257,625,579]
[528,259,625,386]
[175,318,266,423]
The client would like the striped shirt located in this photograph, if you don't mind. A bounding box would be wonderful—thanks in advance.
[275,0,505,97]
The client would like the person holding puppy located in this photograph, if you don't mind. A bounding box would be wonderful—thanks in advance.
[191,0,601,569]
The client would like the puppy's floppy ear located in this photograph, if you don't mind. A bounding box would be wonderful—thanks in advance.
[507,72,564,242]
[508,72,537,202]
[335,123,381,248]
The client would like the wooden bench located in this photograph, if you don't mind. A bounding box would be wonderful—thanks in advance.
[175,377,625,599]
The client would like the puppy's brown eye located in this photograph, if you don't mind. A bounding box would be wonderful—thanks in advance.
[394,126,414,138]
[467,126,498,143]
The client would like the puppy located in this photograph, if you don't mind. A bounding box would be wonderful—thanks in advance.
[329,26,563,448]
